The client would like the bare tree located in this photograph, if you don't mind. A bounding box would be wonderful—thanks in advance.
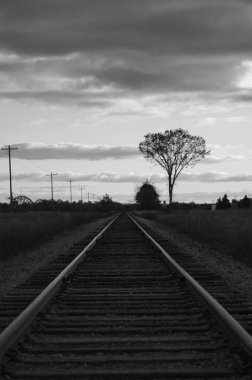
[139,129,210,204]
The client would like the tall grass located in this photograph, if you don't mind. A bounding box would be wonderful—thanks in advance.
[0,211,106,260]
[135,209,252,266]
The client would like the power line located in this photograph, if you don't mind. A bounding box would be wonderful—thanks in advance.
[12,157,37,174]
[28,159,47,172]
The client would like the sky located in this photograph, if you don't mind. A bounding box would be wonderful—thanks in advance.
[1,0,252,204]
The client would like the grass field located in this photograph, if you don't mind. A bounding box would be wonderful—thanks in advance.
[0,211,106,260]
[135,209,252,266]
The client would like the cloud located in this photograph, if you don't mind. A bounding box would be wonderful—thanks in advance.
[1,1,252,106]
[1,142,248,163]
[198,117,217,126]
[1,170,252,184]
[173,190,252,203]
[0,90,113,107]
[28,118,48,127]
[206,143,251,162]
[179,171,252,182]
[201,154,245,164]
[224,116,247,123]
[0,143,140,161]
[234,90,252,102]
[236,60,252,89]
[1,1,252,56]
[197,115,247,127]
[0,172,155,183]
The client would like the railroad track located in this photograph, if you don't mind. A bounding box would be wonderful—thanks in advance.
[0,213,252,379]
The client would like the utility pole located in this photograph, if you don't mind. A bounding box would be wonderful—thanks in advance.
[46,172,57,201]
[1,145,18,210]
[79,186,84,202]
[88,192,90,202]
[67,179,74,203]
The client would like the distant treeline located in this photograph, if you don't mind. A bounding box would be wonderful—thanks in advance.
[1,193,250,213]
[216,194,251,210]
[0,194,124,213]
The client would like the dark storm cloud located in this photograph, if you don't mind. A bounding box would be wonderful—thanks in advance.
[0,0,252,105]
[1,0,252,56]
[0,53,233,95]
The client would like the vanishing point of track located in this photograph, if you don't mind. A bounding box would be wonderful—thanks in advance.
[0,213,252,379]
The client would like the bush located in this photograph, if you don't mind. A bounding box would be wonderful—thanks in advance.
[135,181,160,210]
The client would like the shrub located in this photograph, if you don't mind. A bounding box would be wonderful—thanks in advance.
[135,181,160,210]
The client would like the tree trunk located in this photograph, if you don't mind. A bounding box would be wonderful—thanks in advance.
[168,175,173,204]
[169,187,173,204]
[168,182,173,204]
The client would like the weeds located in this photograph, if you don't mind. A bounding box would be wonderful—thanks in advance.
[135,209,252,266]
[0,211,106,260]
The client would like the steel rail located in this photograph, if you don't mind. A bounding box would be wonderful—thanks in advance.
[128,214,252,358]
[0,214,119,360]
